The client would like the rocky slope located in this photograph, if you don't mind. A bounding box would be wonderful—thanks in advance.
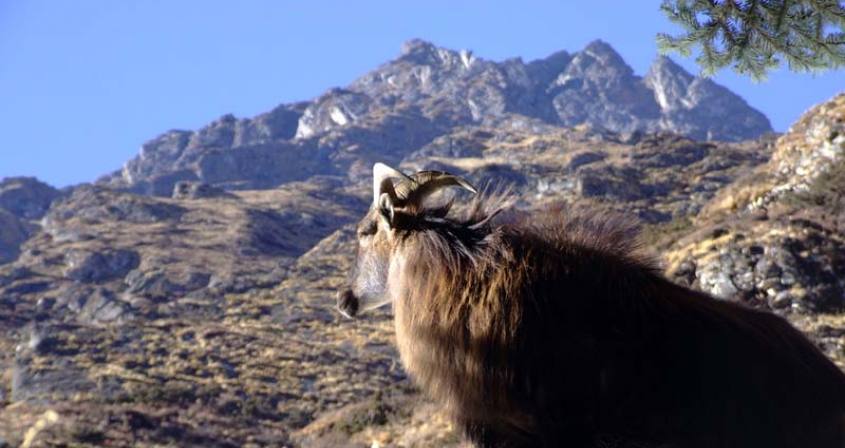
[664,94,845,313]
[0,41,840,448]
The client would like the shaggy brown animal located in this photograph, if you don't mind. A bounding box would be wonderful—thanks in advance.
[337,163,845,448]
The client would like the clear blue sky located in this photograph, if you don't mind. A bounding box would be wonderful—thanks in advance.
[1,1,842,187]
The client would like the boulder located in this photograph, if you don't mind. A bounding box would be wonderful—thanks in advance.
[63,249,140,283]
[124,269,211,300]
[54,284,130,324]
[171,181,231,199]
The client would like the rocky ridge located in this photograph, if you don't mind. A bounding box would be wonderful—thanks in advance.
[99,40,771,198]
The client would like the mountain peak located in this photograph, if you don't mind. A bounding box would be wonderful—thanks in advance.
[562,39,633,79]
[395,38,478,72]
[583,39,615,54]
[581,39,626,63]
[400,38,438,56]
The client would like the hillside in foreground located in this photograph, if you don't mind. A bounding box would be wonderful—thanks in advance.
[0,41,841,447]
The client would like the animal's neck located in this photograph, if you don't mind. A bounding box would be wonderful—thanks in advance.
[391,226,529,419]
[394,225,524,342]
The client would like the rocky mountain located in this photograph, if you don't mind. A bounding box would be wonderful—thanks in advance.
[99,40,771,197]
[0,40,839,448]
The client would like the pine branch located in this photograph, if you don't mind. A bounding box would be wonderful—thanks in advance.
[658,0,845,78]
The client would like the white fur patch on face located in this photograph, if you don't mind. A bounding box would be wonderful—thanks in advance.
[385,249,410,303]
[352,246,392,313]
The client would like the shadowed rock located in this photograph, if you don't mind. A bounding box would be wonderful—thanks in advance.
[63,249,140,283]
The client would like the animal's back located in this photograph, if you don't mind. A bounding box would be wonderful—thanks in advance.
[511,219,845,447]
[589,277,845,447]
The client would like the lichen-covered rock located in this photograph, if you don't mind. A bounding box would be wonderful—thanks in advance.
[669,222,845,313]
[704,94,845,218]
[765,94,845,200]
[83,292,128,323]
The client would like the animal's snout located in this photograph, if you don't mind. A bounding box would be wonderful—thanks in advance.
[336,289,359,319]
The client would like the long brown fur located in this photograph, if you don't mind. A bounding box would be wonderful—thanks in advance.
[385,194,845,447]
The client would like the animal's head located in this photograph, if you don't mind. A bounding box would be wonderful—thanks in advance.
[336,162,478,318]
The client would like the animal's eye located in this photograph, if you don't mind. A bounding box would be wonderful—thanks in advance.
[357,222,377,238]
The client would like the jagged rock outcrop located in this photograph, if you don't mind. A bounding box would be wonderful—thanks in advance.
[352,39,771,140]
[643,56,772,141]
[295,89,372,139]
[100,103,310,195]
[171,181,231,199]
[755,93,845,209]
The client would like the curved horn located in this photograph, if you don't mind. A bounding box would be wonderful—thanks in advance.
[394,170,478,206]
[372,163,414,204]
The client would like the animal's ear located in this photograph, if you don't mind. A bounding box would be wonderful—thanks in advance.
[378,192,395,227]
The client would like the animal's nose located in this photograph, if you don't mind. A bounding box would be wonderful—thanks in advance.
[336,289,359,319]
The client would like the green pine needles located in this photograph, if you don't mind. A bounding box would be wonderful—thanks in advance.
[658,0,845,79]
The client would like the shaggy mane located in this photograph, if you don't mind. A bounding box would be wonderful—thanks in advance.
[404,189,656,275]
